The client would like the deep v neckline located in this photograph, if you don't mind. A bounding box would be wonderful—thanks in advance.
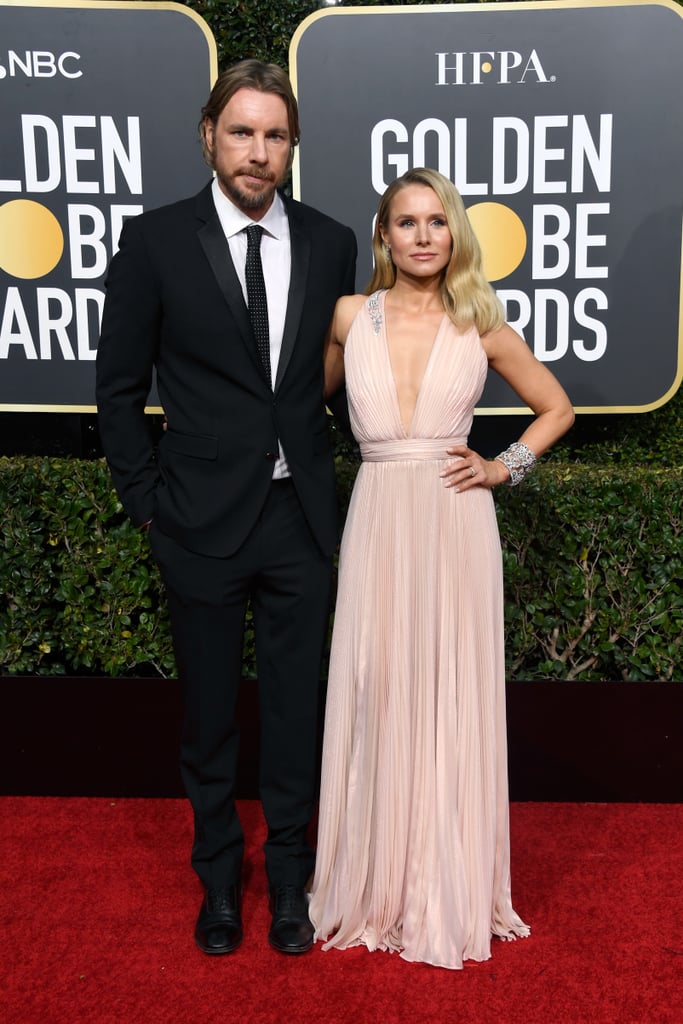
[379,291,447,438]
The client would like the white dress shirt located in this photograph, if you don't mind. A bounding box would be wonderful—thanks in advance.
[211,178,291,478]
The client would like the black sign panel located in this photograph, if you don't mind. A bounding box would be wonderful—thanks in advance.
[291,1,683,413]
[0,0,216,411]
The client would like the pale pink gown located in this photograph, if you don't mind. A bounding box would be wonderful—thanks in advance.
[308,291,529,970]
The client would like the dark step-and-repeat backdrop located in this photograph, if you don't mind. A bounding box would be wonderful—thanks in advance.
[1,0,682,417]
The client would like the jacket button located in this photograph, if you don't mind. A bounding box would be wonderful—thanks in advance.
[265,451,277,461]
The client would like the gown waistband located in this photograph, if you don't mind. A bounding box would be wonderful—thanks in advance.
[360,438,466,462]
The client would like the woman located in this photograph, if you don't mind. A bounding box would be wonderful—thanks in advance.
[308,168,574,970]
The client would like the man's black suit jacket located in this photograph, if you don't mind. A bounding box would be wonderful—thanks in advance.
[96,183,357,559]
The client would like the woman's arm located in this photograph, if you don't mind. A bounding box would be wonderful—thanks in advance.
[443,323,575,491]
[486,322,575,453]
[323,294,366,400]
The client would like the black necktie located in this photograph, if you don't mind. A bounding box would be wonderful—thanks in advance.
[245,224,271,387]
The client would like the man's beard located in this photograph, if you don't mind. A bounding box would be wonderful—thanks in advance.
[218,167,279,212]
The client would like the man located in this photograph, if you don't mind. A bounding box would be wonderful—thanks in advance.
[96,60,357,956]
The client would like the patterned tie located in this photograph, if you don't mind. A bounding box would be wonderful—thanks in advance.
[245,224,271,387]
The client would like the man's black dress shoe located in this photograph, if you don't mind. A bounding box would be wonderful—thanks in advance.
[268,885,315,954]
[194,885,243,955]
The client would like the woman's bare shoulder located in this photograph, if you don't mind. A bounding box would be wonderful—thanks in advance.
[333,293,367,343]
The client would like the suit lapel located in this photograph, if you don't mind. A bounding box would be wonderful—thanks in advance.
[276,198,310,391]
[194,186,311,389]
[195,186,263,377]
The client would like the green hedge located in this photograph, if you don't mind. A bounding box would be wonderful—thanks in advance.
[497,467,683,680]
[2,454,681,680]
[0,457,173,678]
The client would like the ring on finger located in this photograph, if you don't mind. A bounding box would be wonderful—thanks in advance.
[470,466,476,477]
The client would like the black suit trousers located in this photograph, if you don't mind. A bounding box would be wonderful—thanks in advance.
[149,478,332,890]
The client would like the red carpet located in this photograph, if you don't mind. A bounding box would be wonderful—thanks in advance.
[1,799,681,1024]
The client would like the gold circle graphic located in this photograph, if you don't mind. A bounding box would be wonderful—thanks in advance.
[0,200,64,279]
[467,202,527,282]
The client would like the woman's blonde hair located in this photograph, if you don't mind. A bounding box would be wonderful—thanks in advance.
[366,167,504,335]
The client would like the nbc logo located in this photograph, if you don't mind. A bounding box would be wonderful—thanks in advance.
[0,50,82,80]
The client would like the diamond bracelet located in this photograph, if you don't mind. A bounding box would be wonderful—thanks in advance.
[495,441,537,487]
